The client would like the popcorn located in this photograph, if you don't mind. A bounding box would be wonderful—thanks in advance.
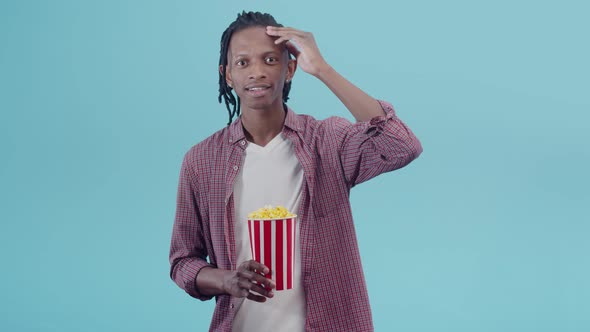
[247,205,298,290]
[248,205,295,219]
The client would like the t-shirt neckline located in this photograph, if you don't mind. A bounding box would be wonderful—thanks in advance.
[246,132,285,153]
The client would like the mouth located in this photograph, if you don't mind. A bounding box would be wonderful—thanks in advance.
[245,84,271,97]
[245,84,271,91]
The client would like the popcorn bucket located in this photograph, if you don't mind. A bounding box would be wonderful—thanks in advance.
[247,216,297,291]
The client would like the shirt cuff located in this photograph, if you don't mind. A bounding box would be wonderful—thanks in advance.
[182,258,215,301]
[366,100,397,133]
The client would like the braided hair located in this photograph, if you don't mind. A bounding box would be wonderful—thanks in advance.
[218,11,293,125]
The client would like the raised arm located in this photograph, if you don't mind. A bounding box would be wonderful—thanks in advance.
[266,26,422,186]
[266,26,384,122]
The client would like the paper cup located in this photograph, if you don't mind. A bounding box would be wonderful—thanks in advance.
[247,215,297,291]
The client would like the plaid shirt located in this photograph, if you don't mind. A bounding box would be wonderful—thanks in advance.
[170,100,422,331]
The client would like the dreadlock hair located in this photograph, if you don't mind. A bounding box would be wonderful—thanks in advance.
[218,11,293,125]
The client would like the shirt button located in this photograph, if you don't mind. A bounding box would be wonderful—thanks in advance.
[240,140,246,146]
[230,304,235,309]
[233,165,238,171]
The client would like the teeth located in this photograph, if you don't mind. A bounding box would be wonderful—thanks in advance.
[248,87,267,91]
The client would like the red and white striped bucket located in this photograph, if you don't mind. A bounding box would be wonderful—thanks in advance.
[247,216,297,291]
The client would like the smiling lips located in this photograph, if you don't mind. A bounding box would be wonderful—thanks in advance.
[245,84,271,91]
[245,84,271,97]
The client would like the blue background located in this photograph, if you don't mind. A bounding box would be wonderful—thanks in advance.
[1,0,588,331]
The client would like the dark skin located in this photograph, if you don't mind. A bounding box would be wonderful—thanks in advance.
[201,26,291,302]
[199,25,386,302]
[197,260,276,302]
[222,26,296,147]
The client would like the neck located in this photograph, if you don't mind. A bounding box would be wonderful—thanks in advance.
[241,103,286,147]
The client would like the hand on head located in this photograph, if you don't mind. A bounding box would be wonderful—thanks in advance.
[266,26,330,77]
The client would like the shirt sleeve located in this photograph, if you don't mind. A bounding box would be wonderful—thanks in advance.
[327,100,423,187]
[169,154,214,301]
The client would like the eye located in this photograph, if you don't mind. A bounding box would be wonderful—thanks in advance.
[265,57,278,64]
[236,60,246,66]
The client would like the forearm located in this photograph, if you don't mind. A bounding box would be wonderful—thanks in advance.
[316,64,385,122]
[196,266,232,296]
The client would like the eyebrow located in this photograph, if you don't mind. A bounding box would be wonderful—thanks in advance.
[232,50,283,58]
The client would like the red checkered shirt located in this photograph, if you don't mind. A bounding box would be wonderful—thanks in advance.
[169,100,422,331]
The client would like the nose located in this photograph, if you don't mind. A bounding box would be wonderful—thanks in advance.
[247,60,267,80]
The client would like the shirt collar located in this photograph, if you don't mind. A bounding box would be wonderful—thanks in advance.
[227,115,246,145]
[227,104,302,145]
[283,105,301,133]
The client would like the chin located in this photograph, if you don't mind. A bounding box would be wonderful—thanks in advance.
[242,97,281,111]
[242,101,272,111]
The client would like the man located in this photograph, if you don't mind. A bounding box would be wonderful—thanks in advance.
[169,11,422,332]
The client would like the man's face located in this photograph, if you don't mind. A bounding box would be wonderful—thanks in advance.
[223,26,296,112]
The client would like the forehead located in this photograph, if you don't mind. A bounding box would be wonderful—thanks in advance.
[228,26,285,56]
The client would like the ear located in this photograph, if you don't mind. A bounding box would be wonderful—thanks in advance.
[286,58,297,83]
[219,64,233,88]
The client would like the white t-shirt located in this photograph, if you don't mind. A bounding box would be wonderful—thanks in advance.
[232,132,306,332]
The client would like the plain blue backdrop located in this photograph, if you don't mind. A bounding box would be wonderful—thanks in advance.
[1,0,588,331]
